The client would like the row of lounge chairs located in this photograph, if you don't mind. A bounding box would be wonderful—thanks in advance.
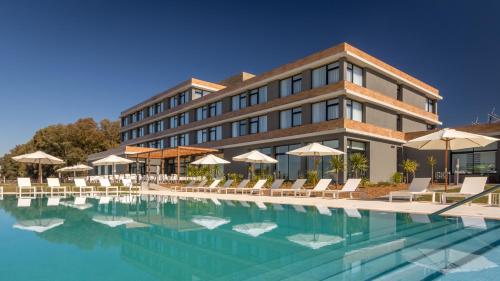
[171,178,363,198]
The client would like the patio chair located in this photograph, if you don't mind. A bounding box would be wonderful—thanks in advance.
[174,180,195,191]
[191,179,221,193]
[238,179,268,195]
[122,178,141,195]
[389,178,435,202]
[17,177,36,198]
[222,179,250,194]
[324,178,362,199]
[270,179,306,196]
[47,178,67,197]
[182,180,207,192]
[441,177,488,204]
[74,178,94,196]
[294,179,332,197]
[98,178,119,197]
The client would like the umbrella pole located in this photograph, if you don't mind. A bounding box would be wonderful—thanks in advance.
[445,140,449,191]
[38,160,42,184]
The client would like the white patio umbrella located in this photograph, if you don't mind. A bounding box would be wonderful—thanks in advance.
[57,164,93,177]
[405,128,499,190]
[233,150,278,178]
[402,248,497,274]
[287,143,344,181]
[13,218,65,233]
[92,155,133,176]
[13,151,65,183]
[232,222,278,237]
[191,215,230,230]
[92,215,134,228]
[287,233,344,250]
[191,154,230,179]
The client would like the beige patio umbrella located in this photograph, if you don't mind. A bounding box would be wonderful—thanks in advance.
[405,128,499,191]
[233,150,278,178]
[92,155,133,176]
[57,164,93,177]
[13,151,65,183]
[191,154,230,179]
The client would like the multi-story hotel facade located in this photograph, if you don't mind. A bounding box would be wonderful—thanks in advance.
[116,43,442,183]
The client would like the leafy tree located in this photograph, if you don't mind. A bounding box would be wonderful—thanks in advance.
[402,159,419,183]
[0,118,120,179]
[328,155,344,187]
[427,155,437,183]
[349,153,368,178]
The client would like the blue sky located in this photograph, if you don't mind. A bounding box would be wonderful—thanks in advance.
[0,0,499,155]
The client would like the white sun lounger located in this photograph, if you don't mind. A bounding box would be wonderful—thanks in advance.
[121,178,141,195]
[324,178,362,199]
[294,179,332,197]
[223,179,250,194]
[191,180,221,192]
[389,178,434,202]
[181,180,207,192]
[98,178,119,197]
[270,179,306,196]
[174,180,195,191]
[441,177,488,204]
[238,180,268,195]
[17,178,36,198]
[74,178,94,196]
[47,178,67,197]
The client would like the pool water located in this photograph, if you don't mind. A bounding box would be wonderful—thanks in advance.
[0,196,499,281]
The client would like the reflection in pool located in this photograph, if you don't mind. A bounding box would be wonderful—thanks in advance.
[0,195,499,281]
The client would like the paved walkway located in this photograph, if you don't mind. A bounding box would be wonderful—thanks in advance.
[139,189,500,220]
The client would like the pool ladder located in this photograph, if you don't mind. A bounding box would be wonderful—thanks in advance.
[431,184,500,216]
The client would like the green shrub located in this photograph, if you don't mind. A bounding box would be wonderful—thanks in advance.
[227,173,243,183]
[391,172,404,184]
[306,170,319,185]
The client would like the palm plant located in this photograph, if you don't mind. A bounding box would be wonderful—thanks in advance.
[426,155,437,183]
[349,153,368,178]
[328,155,344,187]
[402,159,419,183]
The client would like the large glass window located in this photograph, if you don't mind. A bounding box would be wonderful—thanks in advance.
[312,62,340,88]
[248,115,267,134]
[276,144,301,180]
[280,75,302,97]
[232,120,247,137]
[280,107,302,129]
[451,142,497,175]
[192,88,211,99]
[178,133,189,146]
[312,98,339,123]
[179,112,189,126]
[307,140,340,179]
[346,99,363,122]
[178,90,188,105]
[255,147,273,175]
[169,96,178,108]
[209,101,222,117]
[209,126,222,141]
[197,129,208,144]
[425,98,435,113]
[170,116,178,128]
[347,140,368,178]
[248,86,267,106]
[347,63,363,86]
[196,106,208,121]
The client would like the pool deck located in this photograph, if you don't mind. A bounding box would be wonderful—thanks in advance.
[138,189,500,220]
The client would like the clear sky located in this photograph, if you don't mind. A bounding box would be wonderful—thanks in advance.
[0,0,499,156]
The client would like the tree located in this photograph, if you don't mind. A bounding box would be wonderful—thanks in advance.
[0,118,120,179]
[402,159,419,183]
[328,155,344,187]
[427,155,437,183]
[349,153,368,178]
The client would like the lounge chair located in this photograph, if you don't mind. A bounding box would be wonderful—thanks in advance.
[217,180,233,193]
[182,180,207,192]
[238,179,268,195]
[98,178,119,196]
[270,179,306,196]
[174,180,195,191]
[294,179,332,197]
[47,178,67,197]
[441,177,488,204]
[389,178,435,202]
[122,178,141,195]
[265,179,284,195]
[324,178,362,199]
[223,179,250,194]
[191,179,221,192]
[74,178,94,196]
[17,178,36,198]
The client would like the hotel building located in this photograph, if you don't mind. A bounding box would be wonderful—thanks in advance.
[115,43,442,183]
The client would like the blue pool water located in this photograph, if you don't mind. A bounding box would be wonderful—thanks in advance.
[0,195,499,281]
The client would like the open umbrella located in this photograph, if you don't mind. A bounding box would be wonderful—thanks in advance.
[287,233,344,250]
[92,155,133,176]
[191,154,230,179]
[13,218,64,233]
[233,150,277,178]
[232,222,277,237]
[57,164,93,177]
[287,142,344,184]
[13,151,65,183]
[405,128,498,190]
[191,215,230,230]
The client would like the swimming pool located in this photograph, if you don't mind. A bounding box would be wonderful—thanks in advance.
[0,196,498,281]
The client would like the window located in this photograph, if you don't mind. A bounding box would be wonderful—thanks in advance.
[232,93,248,111]
[173,133,189,146]
[170,116,178,128]
[232,120,247,137]
[425,98,435,113]
[169,96,178,108]
[312,98,339,123]
[347,140,368,178]
[255,147,273,175]
[178,90,188,105]
[232,122,239,137]
[276,144,302,180]
[280,107,302,128]
[346,99,363,122]
[209,126,222,141]
[179,112,189,126]
[280,74,302,97]
[196,106,209,121]
[170,135,178,148]
[259,115,267,133]
[249,117,259,134]
[312,62,340,88]
[148,123,155,134]
[197,129,208,144]
[138,127,144,137]
[192,89,211,99]
[451,142,497,175]
[209,101,222,117]
[306,140,340,179]
[248,86,267,106]
[347,63,363,86]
